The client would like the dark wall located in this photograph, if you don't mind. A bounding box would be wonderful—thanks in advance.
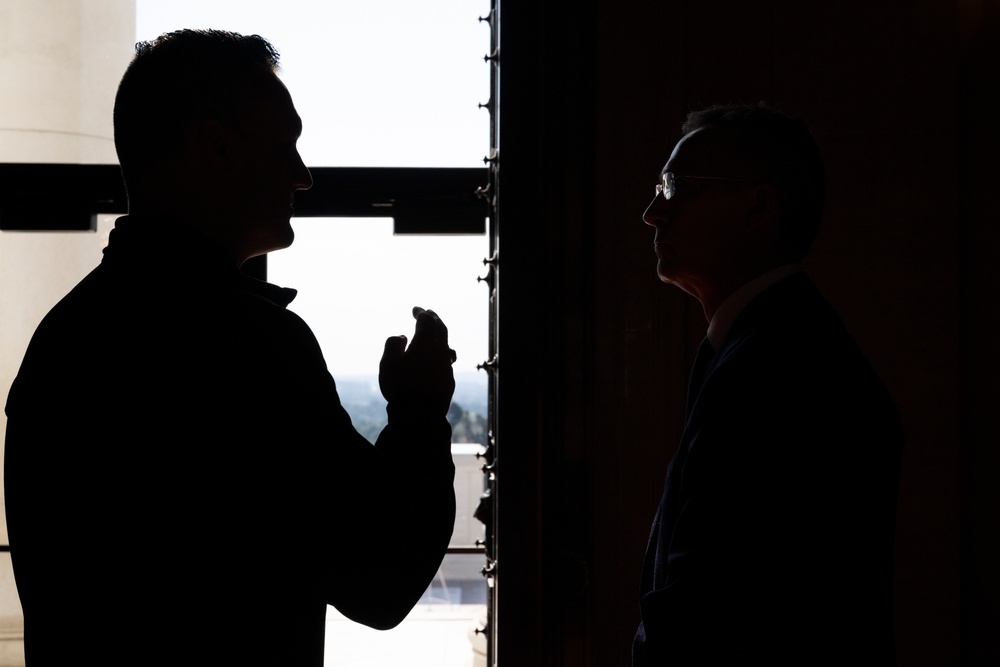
[496,1,998,665]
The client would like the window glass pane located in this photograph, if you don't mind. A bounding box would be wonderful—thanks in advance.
[0,1,490,167]
[138,0,491,167]
[268,218,487,378]
[267,217,490,539]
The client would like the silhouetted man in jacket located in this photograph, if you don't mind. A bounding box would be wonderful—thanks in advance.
[634,104,902,665]
[5,29,457,666]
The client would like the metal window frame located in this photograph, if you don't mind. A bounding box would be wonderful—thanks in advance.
[0,163,487,234]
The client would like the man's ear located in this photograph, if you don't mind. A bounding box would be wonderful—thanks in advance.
[744,181,780,234]
[185,118,236,164]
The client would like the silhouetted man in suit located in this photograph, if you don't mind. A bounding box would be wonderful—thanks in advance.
[634,105,903,665]
[5,29,457,666]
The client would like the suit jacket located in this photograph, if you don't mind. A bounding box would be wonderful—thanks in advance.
[633,272,903,666]
[4,215,456,666]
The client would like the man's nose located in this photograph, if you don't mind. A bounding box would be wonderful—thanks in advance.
[643,193,666,226]
[296,167,314,191]
[293,153,313,191]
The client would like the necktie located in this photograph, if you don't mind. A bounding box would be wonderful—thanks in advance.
[685,337,715,419]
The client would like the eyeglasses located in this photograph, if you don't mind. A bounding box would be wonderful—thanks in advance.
[655,171,758,200]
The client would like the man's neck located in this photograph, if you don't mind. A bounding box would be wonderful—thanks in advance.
[126,204,247,269]
[705,264,802,347]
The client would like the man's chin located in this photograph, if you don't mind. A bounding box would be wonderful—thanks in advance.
[277,226,295,249]
[656,262,674,284]
[267,220,296,250]
[656,267,689,291]
[245,226,295,261]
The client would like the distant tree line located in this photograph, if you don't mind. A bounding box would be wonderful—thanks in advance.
[336,375,488,445]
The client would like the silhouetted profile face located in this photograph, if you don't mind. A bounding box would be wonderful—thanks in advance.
[223,74,313,261]
[642,128,759,299]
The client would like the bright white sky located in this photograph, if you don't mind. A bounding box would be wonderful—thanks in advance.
[137,1,491,376]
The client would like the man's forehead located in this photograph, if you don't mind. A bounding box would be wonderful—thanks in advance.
[246,75,303,134]
[663,127,735,175]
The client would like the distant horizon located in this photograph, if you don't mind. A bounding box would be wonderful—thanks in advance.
[333,370,487,382]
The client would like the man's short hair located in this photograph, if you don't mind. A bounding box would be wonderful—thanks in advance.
[682,104,826,261]
[113,29,281,186]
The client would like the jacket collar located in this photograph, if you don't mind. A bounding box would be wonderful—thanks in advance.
[707,264,803,348]
[102,215,298,308]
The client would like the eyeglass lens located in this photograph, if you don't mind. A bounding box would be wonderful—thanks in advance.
[656,172,675,200]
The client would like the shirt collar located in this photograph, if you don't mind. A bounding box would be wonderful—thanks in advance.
[706,264,802,348]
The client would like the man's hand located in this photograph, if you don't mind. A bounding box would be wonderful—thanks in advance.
[379,307,456,418]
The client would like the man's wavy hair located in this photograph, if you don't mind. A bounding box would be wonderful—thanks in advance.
[682,104,826,261]
[113,29,281,186]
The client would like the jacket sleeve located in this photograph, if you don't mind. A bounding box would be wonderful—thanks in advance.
[260,310,456,630]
